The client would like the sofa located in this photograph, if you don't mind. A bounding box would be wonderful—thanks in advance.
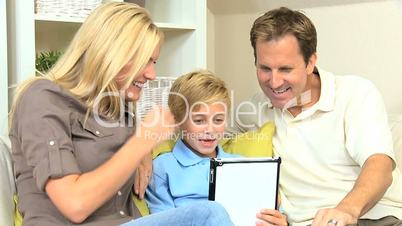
[0,136,14,226]
[1,116,402,226]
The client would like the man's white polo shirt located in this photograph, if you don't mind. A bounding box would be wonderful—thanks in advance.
[235,67,402,225]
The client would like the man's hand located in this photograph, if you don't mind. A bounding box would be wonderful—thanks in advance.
[311,207,357,226]
[134,153,153,199]
[312,154,393,226]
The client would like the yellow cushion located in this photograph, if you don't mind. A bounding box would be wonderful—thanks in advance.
[152,139,177,159]
[220,122,275,157]
[133,193,150,216]
[14,195,22,226]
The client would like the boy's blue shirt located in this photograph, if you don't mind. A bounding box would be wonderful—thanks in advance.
[145,139,239,213]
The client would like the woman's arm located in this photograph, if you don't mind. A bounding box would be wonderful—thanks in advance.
[45,108,175,223]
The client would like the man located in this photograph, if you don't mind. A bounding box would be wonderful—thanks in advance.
[233,7,402,226]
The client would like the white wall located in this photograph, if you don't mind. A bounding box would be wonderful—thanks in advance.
[211,0,402,114]
[7,0,36,133]
[308,1,402,114]
[7,0,35,86]
[213,12,258,106]
[207,8,215,72]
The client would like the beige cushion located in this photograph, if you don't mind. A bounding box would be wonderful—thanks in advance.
[389,115,402,170]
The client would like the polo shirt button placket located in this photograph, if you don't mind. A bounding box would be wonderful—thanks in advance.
[117,191,122,196]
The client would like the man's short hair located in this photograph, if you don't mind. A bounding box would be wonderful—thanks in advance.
[250,7,317,65]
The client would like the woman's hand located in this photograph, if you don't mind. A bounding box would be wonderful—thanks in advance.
[136,106,176,144]
[256,209,288,226]
[134,153,153,199]
[132,106,175,199]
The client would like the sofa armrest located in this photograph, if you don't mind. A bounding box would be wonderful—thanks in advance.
[0,136,16,226]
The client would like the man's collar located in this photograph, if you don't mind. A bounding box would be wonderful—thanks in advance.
[285,66,336,120]
[314,66,335,112]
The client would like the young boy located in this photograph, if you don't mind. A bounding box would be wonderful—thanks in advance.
[145,70,287,226]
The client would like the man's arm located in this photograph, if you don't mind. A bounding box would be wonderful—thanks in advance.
[312,153,394,226]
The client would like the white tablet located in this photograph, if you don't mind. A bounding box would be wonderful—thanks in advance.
[208,157,281,226]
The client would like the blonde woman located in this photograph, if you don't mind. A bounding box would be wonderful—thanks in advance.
[9,3,233,226]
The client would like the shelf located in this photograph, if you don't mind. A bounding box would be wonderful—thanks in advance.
[35,14,85,23]
[155,22,195,30]
[14,0,206,101]
[35,14,196,30]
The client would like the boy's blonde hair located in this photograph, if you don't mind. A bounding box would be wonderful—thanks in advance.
[10,2,163,127]
[168,70,230,123]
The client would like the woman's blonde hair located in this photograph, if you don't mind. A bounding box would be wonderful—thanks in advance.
[168,70,231,123]
[9,2,163,127]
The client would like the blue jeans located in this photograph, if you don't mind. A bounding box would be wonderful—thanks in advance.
[120,201,234,226]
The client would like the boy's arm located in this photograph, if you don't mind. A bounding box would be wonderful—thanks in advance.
[145,172,175,214]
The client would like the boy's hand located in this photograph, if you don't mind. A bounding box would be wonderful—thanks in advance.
[256,209,288,226]
[134,153,153,199]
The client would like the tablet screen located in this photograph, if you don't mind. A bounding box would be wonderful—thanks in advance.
[209,157,280,226]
